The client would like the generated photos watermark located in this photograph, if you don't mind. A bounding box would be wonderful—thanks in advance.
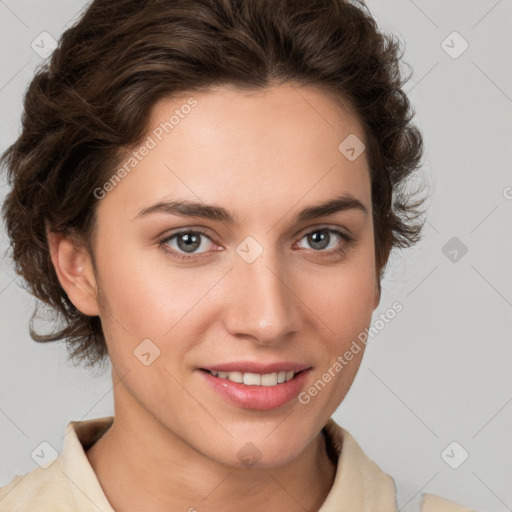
[93,97,198,200]
[298,301,403,405]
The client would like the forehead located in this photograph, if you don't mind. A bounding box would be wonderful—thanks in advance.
[96,83,371,225]
[149,83,365,156]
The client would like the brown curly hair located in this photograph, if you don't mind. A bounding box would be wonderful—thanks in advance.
[1,0,425,368]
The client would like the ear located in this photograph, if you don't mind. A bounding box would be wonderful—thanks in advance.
[373,281,381,310]
[46,227,100,316]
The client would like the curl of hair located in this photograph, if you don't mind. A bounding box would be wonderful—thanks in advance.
[1,0,425,367]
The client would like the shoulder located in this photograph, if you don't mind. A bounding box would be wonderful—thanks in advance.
[0,456,75,511]
[421,492,479,512]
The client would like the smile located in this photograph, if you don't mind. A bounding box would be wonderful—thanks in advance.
[199,364,312,410]
[205,370,297,386]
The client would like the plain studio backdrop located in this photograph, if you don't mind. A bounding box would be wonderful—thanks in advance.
[0,1,511,511]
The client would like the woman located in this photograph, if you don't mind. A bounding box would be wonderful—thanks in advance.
[0,0,476,510]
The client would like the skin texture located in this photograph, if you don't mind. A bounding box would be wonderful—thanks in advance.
[47,83,380,512]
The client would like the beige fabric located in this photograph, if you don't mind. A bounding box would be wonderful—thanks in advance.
[421,492,477,512]
[0,416,476,511]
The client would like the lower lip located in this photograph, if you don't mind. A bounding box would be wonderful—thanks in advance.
[199,369,311,410]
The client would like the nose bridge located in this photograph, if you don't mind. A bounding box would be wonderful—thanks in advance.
[224,245,301,344]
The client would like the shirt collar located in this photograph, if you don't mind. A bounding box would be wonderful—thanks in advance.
[62,416,116,512]
[319,418,397,511]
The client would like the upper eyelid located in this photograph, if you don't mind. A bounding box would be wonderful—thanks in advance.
[160,227,214,245]
[296,224,352,239]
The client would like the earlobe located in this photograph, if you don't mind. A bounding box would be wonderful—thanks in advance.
[46,228,100,316]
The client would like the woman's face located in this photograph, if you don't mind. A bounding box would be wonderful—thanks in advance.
[89,83,379,467]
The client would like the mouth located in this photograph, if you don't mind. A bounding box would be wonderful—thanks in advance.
[198,363,312,410]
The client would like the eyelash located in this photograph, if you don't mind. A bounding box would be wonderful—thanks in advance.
[159,227,355,262]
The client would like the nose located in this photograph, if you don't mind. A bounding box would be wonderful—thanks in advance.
[222,249,302,346]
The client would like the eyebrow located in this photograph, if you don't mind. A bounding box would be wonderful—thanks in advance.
[134,193,368,224]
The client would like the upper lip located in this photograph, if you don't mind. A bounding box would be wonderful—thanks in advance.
[201,362,311,374]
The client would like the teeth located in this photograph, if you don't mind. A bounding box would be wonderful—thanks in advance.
[243,372,261,385]
[261,373,278,386]
[209,370,297,386]
[227,371,243,383]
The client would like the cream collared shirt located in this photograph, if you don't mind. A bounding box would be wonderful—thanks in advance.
[0,416,476,511]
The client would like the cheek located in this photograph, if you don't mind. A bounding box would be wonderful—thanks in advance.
[291,261,377,423]
[305,250,377,344]
[308,273,375,379]
[94,246,226,356]
[298,243,377,380]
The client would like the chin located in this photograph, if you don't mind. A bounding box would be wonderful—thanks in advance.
[200,425,317,470]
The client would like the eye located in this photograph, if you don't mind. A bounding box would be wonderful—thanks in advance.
[159,226,354,263]
[159,229,220,261]
[295,227,353,255]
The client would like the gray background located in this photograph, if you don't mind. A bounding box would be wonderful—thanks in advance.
[1,1,511,510]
